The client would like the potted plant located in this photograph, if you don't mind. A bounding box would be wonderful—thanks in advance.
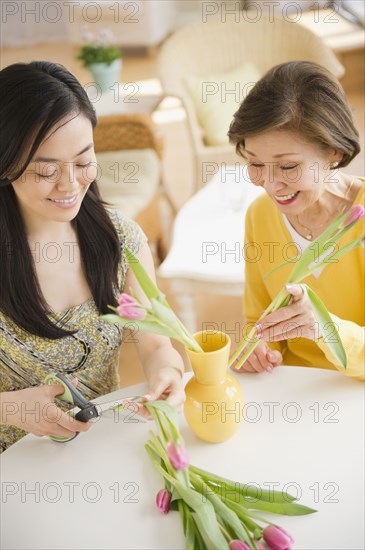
[77,28,122,92]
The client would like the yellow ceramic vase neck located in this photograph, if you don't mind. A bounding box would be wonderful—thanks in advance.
[187,331,231,385]
[184,331,244,443]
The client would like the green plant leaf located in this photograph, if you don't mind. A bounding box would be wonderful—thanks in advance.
[264,210,347,282]
[101,314,177,338]
[150,298,186,335]
[190,472,254,547]
[320,235,364,265]
[144,401,180,440]
[178,500,206,550]
[149,460,229,549]
[125,248,166,303]
[285,209,356,283]
[126,248,201,346]
[190,510,230,550]
[190,466,297,503]
[238,498,316,516]
[150,298,202,352]
[207,483,317,516]
[302,284,347,368]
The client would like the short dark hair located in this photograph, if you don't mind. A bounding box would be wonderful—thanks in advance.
[228,60,360,167]
[0,61,120,338]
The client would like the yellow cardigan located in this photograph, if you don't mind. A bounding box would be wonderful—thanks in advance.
[244,182,365,381]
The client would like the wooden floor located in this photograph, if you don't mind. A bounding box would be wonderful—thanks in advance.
[1,42,364,387]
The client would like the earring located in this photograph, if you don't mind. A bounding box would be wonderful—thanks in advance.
[332,162,339,168]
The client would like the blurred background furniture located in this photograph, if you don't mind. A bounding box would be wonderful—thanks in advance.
[67,0,177,55]
[87,87,163,118]
[93,113,169,261]
[157,17,345,189]
[158,165,264,332]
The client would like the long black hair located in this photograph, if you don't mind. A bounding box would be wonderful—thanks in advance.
[0,61,120,339]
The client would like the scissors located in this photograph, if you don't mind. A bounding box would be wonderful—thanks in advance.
[43,373,143,443]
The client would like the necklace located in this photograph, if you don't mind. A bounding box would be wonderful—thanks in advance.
[295,216,328,241]
[295,177,355,241]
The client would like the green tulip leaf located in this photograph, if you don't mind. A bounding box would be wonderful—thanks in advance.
[324,235,364,264]
[190,509,230,550]
[190,466,297,503]
[178,500,201,550]
[190,473,254,546]
[101,314,178,339]
[302,284,347,368]
[150,461,229,549]
[144,401,180,438]
[150,298,184,334]
[125,248,167,303]
[240,498,316,516]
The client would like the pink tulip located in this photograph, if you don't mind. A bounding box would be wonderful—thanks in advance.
[155,488,171,514]
[263,525,294,550]
[229,541,251,550]
[117,293,146,320]
[343,205,365,227]
[166,441,189,471]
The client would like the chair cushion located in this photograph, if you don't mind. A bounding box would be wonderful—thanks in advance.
[184,63,261,146]
[95,149,160,219]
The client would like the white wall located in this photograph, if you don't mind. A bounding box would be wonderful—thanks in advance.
[1,0,180,47]
[1,0,68,46]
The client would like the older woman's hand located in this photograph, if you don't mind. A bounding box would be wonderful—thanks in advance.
[256,284,321,343]
[231,339,282,373]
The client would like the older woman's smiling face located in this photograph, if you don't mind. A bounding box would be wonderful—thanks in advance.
[244,129,341,214]
[11,113,97,228]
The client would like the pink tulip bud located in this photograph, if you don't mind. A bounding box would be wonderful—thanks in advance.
[229,541,251,550]
[263,525,294,550]
[343,205,365,227]
[166,441,189,471]
[155,488,171,514]
[117,293,146,320]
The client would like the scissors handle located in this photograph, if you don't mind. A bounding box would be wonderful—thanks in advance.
[44,373,90,408]
[43,373,99,442]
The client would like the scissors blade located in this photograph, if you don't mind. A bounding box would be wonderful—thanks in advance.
[95,396,143,415]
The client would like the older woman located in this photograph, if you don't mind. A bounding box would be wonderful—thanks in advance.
[228,61,364,380]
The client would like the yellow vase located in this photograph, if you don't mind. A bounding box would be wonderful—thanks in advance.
[184,331,243,443]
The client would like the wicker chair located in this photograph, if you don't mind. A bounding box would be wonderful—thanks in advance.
[157,17,345,189]
[93,113,167,262]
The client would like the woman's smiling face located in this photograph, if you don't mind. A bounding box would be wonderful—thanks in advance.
[11,113,97,227]
[244,129,341,214]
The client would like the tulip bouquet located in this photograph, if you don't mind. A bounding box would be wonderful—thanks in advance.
[228,205,365,371]
[143,399,315,550]
[102,248,203,353]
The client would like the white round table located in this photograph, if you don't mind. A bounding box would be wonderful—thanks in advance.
[1,367,364,550]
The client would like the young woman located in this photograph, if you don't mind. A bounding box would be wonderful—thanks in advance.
[228,61,364,380]
[0,61,185,452]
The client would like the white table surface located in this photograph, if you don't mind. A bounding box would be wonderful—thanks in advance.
[1,367,364,550]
